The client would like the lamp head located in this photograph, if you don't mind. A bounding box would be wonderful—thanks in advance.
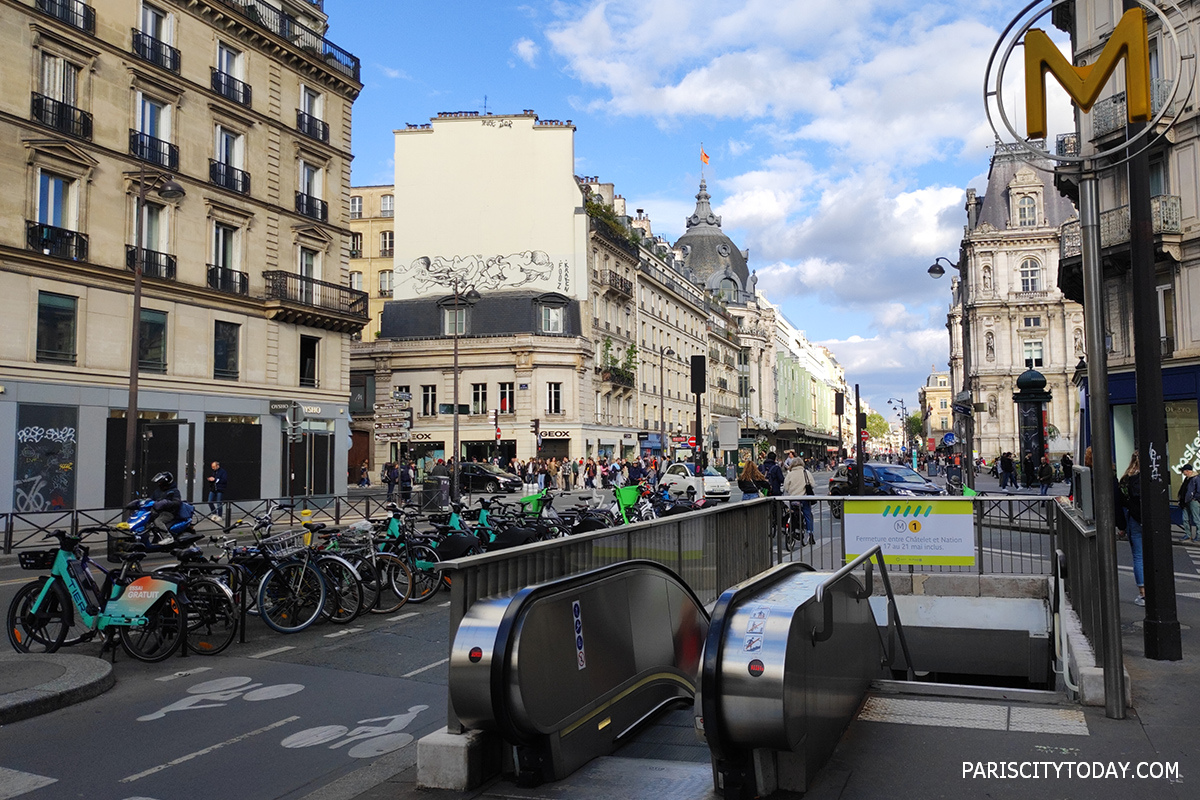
[464,289,481,303]
[664,347,675,356]
[157,178,186,201]
[927,262,946,279]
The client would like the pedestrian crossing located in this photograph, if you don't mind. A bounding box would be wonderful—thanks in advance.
[0,766,56,799]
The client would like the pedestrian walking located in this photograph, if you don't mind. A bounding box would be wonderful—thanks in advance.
[1118,452,1146,606]
[1179,464,1199,542]
[762,451,785,496]
[384,462,399,502]
[357,459,371,487]
[783,454,815,544]
[1038,455,1055,496]
[206,460,228,519]
[737,460,767,501]
[1022,452,1036,488]
[399,462,413,503]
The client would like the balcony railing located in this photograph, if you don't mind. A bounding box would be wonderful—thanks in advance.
[211,69,252,106]
[597,366,635,388]
[132,30,181,73]
[1055,132,1078,158]
[296,110,329,143]
[210,160,251,194]
[36,0,94,35]
[602,270,633,297]
[27,221,87,261]
[379,248,393,257]
[378,288,393,298]
[1092,78,1175,138]
[263,270,368,318]
[296,192,328,222]
[130,130,179,171]
[1060,195,1182,258]
[30,93,92,140]
[207,264,249,296]
[214,0,360,81]
[125,245,177,280]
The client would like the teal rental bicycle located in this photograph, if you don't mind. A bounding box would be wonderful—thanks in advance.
[7,529,187,663]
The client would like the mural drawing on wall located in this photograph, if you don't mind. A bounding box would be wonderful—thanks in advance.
[14,404,78,512]
[400,250,557,293]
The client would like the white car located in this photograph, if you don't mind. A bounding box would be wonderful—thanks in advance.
[660,462,732,501]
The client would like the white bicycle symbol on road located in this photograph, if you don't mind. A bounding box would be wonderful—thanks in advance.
[280,704,429,758]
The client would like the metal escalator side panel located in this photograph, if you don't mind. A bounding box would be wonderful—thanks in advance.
[449,594,520,730]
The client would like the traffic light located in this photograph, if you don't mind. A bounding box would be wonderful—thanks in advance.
[530,419,540,436]
[488,409,498,425]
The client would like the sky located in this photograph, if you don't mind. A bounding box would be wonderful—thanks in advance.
[324,0,1074,415]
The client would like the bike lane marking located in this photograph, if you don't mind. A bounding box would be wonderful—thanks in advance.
[323,627,365,639]
[119,716,300,783]
[402,658,448,678]
[388,611,418,622]
[156,667,212,682]
[249,645,296,659]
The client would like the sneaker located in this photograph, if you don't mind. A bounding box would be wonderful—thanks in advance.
[1134,596,1146,607]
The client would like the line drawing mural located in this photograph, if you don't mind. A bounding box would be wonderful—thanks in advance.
[399,250,555,293]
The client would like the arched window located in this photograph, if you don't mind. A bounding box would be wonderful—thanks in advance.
[349,271,362,290]
[1020,258,1041,292]
[719,277,738,302]
[1018,196,1036,227]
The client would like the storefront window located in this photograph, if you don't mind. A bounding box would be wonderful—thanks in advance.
[1167,400,1199,498]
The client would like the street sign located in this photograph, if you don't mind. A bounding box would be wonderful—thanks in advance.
[952,403,973,416]
[392,390,412,401]
[373,415,411,425]
[860,430,870,441]
[374,401,408,412]
[374,421,410,430]
[375,433,410,443]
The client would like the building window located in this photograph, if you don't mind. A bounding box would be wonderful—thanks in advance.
[421,385,437,416]
[547,382,562,415]
[36,291,76,364]
[940,416,949,429]
[211,125,248,193]
[1149,157,1167,197]
[349,232,362,258]
[1024,316,1041,327]
[350,196,362,219]
[1019,258,1041,292]
[1023,340,1044,368]
[300,86,322,119]
[380,194,394,217]
[443,307,465,336]
[937,377,947,387]
[380,230,393,256]
[1017,195,1036,227]
[132,92,177,169]
[939,399,948,409]
[349,271,362,291]
[299,247,318,303]
[299,335,319,388]
[213,321,239,380]
[379,270,394,297]
[499,382,514,414]
[471,383,488,415]
[541,305,563,333]
[213,42,249,105]
[38,170,75,229]
[139,309,168,373]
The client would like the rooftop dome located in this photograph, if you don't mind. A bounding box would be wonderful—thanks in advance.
[673,179,749,290]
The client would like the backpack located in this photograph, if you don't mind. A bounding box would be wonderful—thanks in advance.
[169,501,196,534]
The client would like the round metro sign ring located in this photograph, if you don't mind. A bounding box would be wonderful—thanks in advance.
[984,0,1195,167]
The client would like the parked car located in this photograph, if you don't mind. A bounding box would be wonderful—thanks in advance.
[827,462,947,497]
[458,462,522,494]
[660,462,732,501]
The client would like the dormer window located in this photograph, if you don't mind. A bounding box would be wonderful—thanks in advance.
[1018,196,1036,227]
[534,292,570,335]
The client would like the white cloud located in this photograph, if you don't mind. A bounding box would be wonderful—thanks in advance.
[377,65,411,80]
[513,37,540,67]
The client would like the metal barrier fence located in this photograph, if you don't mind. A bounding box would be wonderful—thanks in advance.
[1053,499,1106,665]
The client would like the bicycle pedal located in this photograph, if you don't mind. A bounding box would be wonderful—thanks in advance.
[85,604,100,616]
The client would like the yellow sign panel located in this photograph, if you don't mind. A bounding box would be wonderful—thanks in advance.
[844,499,975,566]
[1024,9,1151,139]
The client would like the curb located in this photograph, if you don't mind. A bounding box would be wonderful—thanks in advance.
[0,652,115,724]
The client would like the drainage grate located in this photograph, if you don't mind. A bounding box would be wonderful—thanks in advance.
[860,697,1088,736]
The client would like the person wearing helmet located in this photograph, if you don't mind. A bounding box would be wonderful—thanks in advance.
[149,471,185,532]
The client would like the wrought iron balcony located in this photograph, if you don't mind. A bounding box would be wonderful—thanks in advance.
[296,110,329,143]
[1091,79,1175,139]
[35,0,94,35]
[27,221,87,261]
[211,69,252,106]
[602,269,633,297]
[597,366,635,389]
[1060,195,1182,258]
[210,160,251,194]
[206,264,249,296]
[214,0,360,81]
[262,270,368,332]
[132,30,181,73]
[379,248,393,257]
[130,130,179,171]
[125,245,177,280]
[30,93,92,140]
[1055,133,1078,158]
[295,192,328,222]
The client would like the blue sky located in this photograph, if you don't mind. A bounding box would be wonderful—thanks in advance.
[325,0,1066,413]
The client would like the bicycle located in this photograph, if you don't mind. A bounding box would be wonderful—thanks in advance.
[8,529,186,662]
[314,521,412,615]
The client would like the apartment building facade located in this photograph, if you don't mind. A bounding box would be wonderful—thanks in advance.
[1,0,363,511]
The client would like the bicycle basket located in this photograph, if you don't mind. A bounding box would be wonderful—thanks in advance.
[260,529,307,558]
[18,550,56,571]
[614,485,642,509]
[106,531,140,564]
[517,491,547,515]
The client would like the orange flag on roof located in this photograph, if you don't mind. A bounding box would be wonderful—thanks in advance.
[701,147,710,164]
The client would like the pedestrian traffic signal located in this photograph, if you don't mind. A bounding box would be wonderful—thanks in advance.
[488,409,498,425]
[530,419,540,436]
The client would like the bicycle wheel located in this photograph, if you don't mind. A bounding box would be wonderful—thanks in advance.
[258,561,326,634]
[119,594,183,663]
[7,578,70,654]
[783,520,797,552]
[404,544,443,604]
[347,555,382,613]
[185,578,238,655]
[317,557,364,624]
[372,553,412,614]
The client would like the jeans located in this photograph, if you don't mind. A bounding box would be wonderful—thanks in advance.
[1184,500,1200,537]
[742,492,759,501]
[1127,516,1144,588]
[800,500,814,531]
[207,490,224,516]
[1039,483,1050,496]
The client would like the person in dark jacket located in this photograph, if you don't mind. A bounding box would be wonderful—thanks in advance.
[762,452,785,496]
[1118,452,1145,606]
[399,462,413,502]
[999,452,1016,490]
[1037,456,1055,496]
[206,460,228,519]
[1022,452,1037,488]
[384,462,398,502]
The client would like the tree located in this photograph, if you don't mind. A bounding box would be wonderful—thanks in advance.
[865,412,891,441]
[905,412,923,441]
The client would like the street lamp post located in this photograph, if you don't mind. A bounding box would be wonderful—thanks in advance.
[122,166,186,503]
[887,397,912,469]
[929,256,975,490]
[450,278,480,504]
[658,346,675,458]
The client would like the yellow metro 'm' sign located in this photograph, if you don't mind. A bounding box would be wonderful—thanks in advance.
[1024,9,1152,139]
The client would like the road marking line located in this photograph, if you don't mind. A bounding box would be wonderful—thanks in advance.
[437,601,451,607]
[389,611,419,622]
[119,716,300,783]
[0,766,57,798]
[156,667,212,682]
[249,645,296,659]
[324,627,365,638]
[403,658,448,678]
